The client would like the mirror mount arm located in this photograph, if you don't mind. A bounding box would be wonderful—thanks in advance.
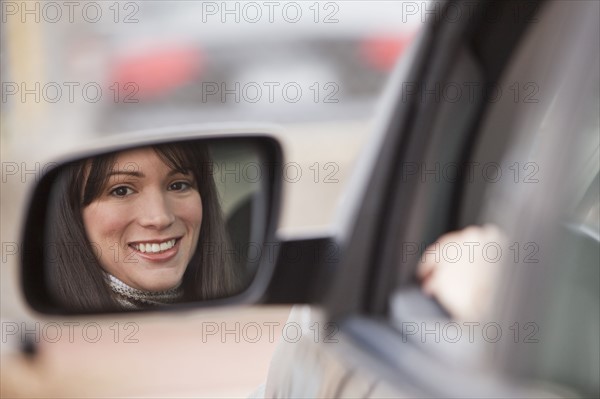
[262,237,339,304]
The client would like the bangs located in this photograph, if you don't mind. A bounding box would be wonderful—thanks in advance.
[81,153,117,206]
[80,142,207,206]
[155,142,211,184]
[153,143,195,175]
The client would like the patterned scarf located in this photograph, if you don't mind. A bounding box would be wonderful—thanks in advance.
[105,273,184,310]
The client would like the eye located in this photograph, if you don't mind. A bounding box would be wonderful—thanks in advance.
[110,186,134,197]
[169,181,192,191]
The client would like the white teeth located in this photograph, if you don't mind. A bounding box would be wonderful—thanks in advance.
[134,239,176,254]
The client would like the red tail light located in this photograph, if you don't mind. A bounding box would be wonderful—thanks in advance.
[360,33,415,71]
[111,45,202,99]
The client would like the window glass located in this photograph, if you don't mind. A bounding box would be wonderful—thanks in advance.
[391,1,599,396]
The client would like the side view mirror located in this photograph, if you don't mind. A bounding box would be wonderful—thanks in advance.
[21,129,283,314]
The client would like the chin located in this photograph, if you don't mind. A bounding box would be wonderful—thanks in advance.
[136,268,186,290]
[134,275,181,292]
[146,281,180,292]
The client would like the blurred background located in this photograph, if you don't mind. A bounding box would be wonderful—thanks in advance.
[1,1,420,397]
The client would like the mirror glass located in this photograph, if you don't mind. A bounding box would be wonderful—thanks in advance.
[41,138,274,312]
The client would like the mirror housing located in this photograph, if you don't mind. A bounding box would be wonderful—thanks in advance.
[20,127,285,314]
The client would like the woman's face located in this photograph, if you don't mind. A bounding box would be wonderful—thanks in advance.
[82,148,202,292]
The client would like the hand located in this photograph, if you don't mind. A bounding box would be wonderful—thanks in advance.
[417,225,506,320]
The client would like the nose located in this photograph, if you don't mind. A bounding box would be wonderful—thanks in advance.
[136,190,175,229]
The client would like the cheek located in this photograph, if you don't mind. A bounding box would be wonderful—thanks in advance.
[179,194,203,232]
[82,203,131,244]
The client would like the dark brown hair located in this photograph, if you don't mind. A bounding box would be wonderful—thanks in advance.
[46,141,244,311]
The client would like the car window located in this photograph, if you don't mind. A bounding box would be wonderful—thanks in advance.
[389,0,599,396]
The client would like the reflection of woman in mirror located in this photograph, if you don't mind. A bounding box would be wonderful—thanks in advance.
[47,142,243,311]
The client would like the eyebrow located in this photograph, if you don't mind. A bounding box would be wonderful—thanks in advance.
[168,169,192,177]
[106,169,191,178]
[107,171,145,178]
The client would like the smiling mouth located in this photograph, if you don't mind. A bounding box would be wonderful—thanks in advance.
[129,238,181,254]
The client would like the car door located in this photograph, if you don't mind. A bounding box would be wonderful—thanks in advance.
[263,0,599,397]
